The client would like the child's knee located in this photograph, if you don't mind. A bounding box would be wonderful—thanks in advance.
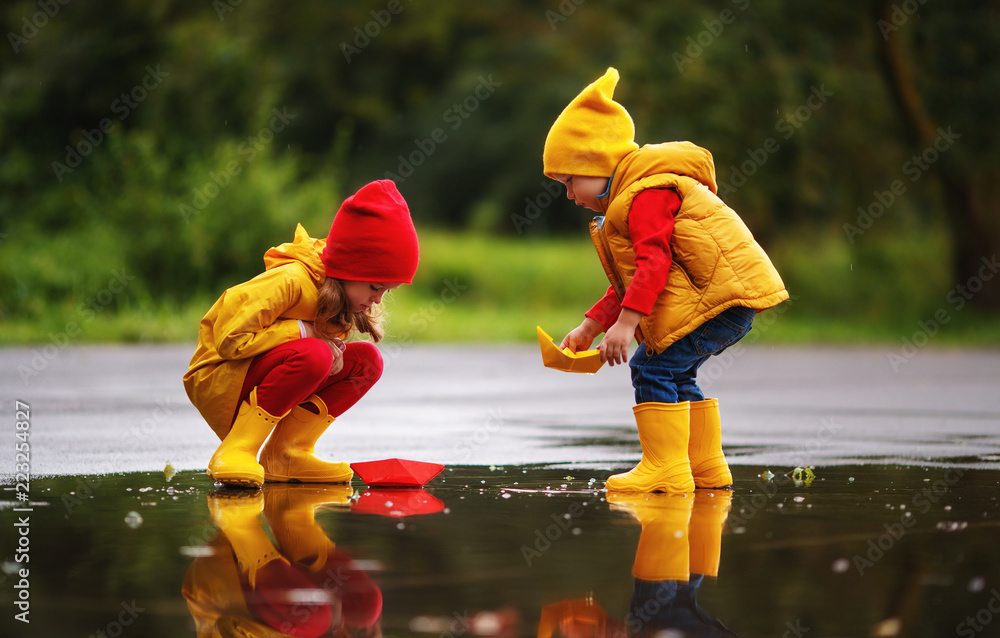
[347,341,384,384]
[296,338,336,377]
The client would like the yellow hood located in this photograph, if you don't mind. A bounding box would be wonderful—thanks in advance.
[609,141,719,201]
[263,223,327,284]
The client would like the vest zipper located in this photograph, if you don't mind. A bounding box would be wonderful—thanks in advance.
[588,216,647,347]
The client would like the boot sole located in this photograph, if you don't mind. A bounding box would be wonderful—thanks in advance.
[208,470,263,489]
[263,473,354,484]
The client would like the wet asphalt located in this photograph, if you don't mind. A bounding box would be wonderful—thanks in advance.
[1,343,999,478]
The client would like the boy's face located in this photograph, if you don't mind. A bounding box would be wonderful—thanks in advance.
[551,173,610,212]
[342,281,403,313]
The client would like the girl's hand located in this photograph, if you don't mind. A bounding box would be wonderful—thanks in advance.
[327,337,346,376]
[599,309,642,366]
[560,317,603,353]
[302,323,345,375]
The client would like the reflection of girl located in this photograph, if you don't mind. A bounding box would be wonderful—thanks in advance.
[182,487,382,637]
[183,180,419,488]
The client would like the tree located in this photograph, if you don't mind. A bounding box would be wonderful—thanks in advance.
[873,0,1000,310]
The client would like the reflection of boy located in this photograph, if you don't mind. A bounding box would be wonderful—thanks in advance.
[612,491,738,637]
[538,491,737,637]
[543,68,789,494]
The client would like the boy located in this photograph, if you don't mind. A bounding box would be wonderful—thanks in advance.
[543,68,788,493]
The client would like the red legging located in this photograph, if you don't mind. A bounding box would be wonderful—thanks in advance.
[234,338,383,424]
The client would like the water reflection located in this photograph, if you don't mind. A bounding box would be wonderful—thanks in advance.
[7,465,996,636]
[183,484,383,637]
[352,487,445,518]
[540,491,737,638]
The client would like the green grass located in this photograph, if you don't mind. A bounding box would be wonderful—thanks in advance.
[2,228,999,347]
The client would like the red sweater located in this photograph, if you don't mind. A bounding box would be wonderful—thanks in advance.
[585,188,680,331]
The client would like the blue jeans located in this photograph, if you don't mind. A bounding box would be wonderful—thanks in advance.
[630,306,755,404]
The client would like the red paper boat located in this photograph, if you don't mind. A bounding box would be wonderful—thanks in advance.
[352,488,445,517]
[350,458,445,487]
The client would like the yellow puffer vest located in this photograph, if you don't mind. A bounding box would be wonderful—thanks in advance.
[590,142,788,353]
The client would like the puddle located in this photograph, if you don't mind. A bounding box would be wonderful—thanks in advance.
[1,464,999,637]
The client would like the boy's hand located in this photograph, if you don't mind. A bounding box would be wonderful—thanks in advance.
[560,317,603,353]
[599,309,642,366]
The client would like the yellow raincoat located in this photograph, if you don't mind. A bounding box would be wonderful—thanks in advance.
[593,142,789,353]
[183,224,329,440]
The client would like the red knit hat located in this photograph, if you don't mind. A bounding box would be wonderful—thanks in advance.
[321,180,420,284]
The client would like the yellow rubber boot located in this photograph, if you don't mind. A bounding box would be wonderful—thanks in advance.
[689,398,733,489]
[537,597,612,638]
[609,492,694,581]
[260,395,353,483]
[207,490,286,589]
[262,483,353,573]
[208,388,284,489]
[689,489,732,578]
[605,402,695,494]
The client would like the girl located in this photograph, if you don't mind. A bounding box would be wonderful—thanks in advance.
[183,180,419,488]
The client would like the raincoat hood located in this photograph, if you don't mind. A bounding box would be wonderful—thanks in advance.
[608,141,719,202]
[263,223,327,285]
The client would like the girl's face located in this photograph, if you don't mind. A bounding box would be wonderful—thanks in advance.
[342,281,403,313]
[551,173,610,212]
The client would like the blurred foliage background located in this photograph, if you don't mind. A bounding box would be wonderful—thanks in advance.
[1,0,998,344]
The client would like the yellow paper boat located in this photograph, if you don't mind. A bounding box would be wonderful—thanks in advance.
[537,326,605,374]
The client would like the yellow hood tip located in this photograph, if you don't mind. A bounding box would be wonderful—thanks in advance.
[262,223,327,283]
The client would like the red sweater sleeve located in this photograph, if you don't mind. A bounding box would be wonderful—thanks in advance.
[585,285,620,333]
[621,188,680,315]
